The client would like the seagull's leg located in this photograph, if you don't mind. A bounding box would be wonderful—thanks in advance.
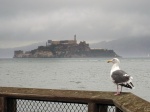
[120,86,123,93]
[114,84,120,95]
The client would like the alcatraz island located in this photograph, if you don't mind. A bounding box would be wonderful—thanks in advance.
[14,36,120,58]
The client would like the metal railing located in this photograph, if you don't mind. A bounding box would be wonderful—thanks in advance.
[0,87,149,112]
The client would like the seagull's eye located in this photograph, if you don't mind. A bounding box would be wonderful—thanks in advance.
[112,59,115,62]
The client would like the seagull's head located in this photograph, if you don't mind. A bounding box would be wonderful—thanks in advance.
[107,58,120,64]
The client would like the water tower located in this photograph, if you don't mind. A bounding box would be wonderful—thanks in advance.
[74,35,77,44]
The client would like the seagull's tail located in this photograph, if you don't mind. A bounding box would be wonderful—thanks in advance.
[129,82,135,89]
[119,79,135,89]
[119,83,133,89]
[126,76,135,89]
[129,76,135,89]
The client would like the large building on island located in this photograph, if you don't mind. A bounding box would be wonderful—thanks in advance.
[47,35,77,46]
[14,37,120,58]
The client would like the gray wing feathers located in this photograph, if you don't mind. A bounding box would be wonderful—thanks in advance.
[111,70,130,83]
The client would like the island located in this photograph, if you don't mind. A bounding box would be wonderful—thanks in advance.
[14,37,120,58]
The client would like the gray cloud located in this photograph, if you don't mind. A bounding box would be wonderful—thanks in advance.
[0,0,150,48]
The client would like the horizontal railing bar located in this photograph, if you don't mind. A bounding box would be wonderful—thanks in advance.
[0,87,114,104]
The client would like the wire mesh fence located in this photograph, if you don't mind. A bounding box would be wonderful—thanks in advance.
[8,99,88,112]
[7,98,122,112]
[107,106,116,112]
[107,106,122,112]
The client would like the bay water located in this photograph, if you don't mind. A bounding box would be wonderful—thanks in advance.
[0,58,150,102]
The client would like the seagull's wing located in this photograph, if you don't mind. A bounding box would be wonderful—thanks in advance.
[111,70,130,84]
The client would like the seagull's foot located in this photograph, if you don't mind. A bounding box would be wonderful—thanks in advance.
[114,92,120,95]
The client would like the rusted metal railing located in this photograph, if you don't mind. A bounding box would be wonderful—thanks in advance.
[0,87,150,112]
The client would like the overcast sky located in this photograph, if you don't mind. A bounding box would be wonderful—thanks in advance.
[0,0,150,48]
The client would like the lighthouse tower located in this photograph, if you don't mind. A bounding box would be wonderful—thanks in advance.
[74,34,77,44]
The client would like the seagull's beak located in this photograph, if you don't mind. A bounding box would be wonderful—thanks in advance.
[107,60,112,63]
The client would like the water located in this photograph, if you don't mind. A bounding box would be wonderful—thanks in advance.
[0,58,150,102]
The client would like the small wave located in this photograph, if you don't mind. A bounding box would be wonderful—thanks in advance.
[78,86,86,89]
[75,81,81,84]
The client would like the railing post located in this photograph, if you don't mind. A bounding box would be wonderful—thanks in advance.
[99,105,108,112]
[7,98,17,112]
[115,107,121,112]
[0,97,6,112]
[88,103,99,112]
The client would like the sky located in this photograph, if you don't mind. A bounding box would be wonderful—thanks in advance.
[0,0,150,48]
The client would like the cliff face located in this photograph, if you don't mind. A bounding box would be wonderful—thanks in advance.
[14,50,53,58]
[14,41,120,58]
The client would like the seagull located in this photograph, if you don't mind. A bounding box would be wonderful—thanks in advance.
[107,58,134,95]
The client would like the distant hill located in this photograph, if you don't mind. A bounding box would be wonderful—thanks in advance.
[90,37,150,57]
[0,42,45,58]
